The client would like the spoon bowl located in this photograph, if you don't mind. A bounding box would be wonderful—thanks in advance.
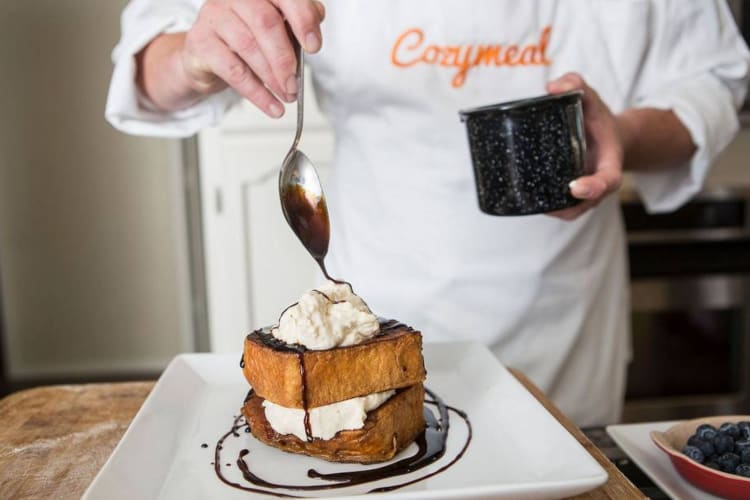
[279,149,330,263]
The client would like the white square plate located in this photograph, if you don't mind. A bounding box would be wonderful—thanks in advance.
[84,342,607,499]
[607,422,722,500]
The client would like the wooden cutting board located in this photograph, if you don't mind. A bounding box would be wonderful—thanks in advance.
[0,382,153,499]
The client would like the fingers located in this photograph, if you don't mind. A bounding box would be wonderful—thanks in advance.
[212,8,291,102]
[313,1,326,22]
[569,170,621,200]
[549,172,616,221]
[546,73,602,126]
[544,72,623,220]
[272,0,324,52]
[230,0,322,104]
[187,0,324,115]
[200,35,284,118]
[551,169,621,221]
[230,0,298,100]
[546,72,586,94]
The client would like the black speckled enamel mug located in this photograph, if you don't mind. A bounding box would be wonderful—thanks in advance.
[459,91,586,216]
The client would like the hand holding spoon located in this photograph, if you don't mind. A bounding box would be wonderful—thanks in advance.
[278,41,336,281]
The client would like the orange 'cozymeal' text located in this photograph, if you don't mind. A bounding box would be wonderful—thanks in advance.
[391,26,553,88]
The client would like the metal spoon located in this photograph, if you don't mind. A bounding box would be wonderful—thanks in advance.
[278,42,334,280]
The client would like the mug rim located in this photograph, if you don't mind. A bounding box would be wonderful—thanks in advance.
[458,90,583,120]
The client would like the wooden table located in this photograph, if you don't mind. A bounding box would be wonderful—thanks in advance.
[0,371,645,500]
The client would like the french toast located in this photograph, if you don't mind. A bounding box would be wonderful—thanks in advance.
[243,323,426,409]
[243,383,426,463]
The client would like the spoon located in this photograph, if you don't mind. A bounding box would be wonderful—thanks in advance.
[278,41,334,281]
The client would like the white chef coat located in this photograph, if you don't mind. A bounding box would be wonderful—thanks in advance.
[106,0,750,426]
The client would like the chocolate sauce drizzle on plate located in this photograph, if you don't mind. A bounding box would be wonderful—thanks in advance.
[213,387,471,497]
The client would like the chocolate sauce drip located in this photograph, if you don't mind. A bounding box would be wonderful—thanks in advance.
[255,329,308,353]
[213,387,471,496]
[276,301,300,325]
[239,353,245,369]
[377,318,410,334]
[250,318,411,354]
[309,291,349,306]
[316,258,348,285]
[298,352,313,442]
[243,389,255,404]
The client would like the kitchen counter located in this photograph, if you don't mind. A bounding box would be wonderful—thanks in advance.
[0,371,645,499]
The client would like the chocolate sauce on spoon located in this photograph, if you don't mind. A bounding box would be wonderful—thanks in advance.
[280,184,330,272]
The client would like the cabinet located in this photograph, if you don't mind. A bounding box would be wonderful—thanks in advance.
[197,80,334,352]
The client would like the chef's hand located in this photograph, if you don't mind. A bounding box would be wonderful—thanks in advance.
[545,73,623,220]
[181,0,325,118]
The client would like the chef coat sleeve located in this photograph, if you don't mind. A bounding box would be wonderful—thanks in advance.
[629,0,750,213]
[105,0,240,138]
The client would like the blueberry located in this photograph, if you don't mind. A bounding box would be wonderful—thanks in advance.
[717,452,741,473]
[687,436,715,458]
[741,447,750,464]
[705,460,721,470]
[736,463,750,478]
[735,439,750,454]
[682,445,705,463]
[738,421,750,440]
[714,433,735,455]
[720,422,741,439]
[697,425,718,441]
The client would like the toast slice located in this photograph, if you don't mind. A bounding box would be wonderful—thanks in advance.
[243,323,426,409]
[243,383,425,463]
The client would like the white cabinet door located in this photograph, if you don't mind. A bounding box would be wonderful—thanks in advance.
[198,83,334,352]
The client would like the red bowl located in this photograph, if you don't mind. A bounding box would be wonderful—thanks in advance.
[650,415,750,500]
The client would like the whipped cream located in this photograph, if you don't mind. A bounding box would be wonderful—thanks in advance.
[270,281,379,350]
[263,390,395,440]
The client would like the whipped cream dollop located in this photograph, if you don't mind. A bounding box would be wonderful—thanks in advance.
[270,281,380,350]
[263,390,395,440]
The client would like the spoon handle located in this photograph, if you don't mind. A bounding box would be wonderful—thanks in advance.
[290,41,304,151]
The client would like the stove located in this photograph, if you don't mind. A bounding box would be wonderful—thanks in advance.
[583,427,669,499]
[621,188,750,422]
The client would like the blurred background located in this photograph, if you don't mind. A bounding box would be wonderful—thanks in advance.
[0,0,330,395]
[0,1,193,389]
[0,1,749,427]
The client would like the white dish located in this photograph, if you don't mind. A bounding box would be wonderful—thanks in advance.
[607,421,723,500]
[84,342,607,499]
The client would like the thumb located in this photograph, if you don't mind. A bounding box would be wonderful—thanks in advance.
[546,72,586,95]
[569,176,607,200]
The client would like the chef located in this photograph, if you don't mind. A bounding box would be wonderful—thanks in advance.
[106,0,750,426]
